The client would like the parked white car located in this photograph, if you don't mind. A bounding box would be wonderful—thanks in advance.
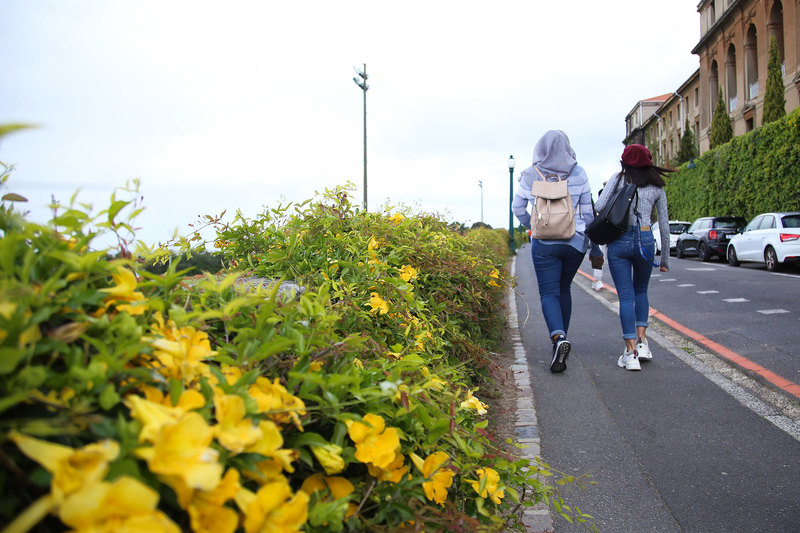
[726,212,800,271]
[653,220,691,255]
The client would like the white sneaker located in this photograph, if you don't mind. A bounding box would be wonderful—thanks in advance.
[592,280,603,291]
[617,350,641,371]
[636,338,652,360]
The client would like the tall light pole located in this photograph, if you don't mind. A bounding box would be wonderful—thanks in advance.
[353,64,369,212]
[478,179,483,223]
[507,155,516,253]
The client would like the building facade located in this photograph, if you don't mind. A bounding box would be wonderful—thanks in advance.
[628,0,799,156]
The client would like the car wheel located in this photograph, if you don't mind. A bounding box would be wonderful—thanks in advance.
[765,246,781,271]
[676,243,685,259]
[698,242,710,262]
[728,246,740,266]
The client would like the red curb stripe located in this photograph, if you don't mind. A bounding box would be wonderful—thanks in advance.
[577,269,800,400]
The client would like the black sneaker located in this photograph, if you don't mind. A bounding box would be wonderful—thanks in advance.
[550,336,570,373]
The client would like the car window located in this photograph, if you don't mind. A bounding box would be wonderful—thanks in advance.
[781,215,800,228]
[759,215,776,229]
[745,216,763,232]
[669,223,689,234]
[696,220,709,231]
[714,219,741,229]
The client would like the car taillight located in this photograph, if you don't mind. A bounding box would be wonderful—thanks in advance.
[780,233,800,242]
[709,230,718,239]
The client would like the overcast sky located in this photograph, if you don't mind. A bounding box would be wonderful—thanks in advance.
[2,1,701,248]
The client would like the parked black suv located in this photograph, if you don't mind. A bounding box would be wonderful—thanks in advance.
[676,216,747,261]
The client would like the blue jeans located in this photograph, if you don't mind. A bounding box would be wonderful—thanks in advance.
[530,240,585,338]
[607,227,655,340]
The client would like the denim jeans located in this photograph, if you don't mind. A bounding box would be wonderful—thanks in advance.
[607,227,655,340]
[530,240,585,338]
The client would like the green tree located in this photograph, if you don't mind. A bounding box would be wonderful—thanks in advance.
[710,88,733,148]
[677,118,698,164]
[762,37,786,124]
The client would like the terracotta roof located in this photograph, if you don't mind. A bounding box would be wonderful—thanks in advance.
[641,93,672,103]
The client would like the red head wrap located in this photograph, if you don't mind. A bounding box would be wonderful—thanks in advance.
[621,144,653,168]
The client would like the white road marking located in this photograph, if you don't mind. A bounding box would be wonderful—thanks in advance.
[659,278,677,282]
[757,309,789,315]
[723,298,749,302]
[678,284,695,287]
[697,290,719,294]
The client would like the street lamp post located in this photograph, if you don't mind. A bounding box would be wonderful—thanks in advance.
[507,155,516,253]
[353,64,369,212]
[478,179,483,223]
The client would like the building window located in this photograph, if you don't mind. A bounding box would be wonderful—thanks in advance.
[726,45,737,112]
[745,25,759,100]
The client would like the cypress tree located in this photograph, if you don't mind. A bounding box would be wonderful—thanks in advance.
[762,37,786,124]
[710,88,733,148]
[677,118,698,164]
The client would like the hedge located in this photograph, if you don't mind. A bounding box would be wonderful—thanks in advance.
[666,107,800,221]
[0,175,595,533]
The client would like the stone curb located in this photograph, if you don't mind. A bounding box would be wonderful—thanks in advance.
[508,256,555,533]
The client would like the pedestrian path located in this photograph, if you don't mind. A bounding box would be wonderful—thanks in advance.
[509,243,800,532]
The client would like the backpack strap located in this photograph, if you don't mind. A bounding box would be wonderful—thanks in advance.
[533,165,562,182]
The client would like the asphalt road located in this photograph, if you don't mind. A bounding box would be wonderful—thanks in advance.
[512,243,800,532]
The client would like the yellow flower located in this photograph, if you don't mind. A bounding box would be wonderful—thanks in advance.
[99,266,148,316]
[367,235,380,252]
[399,265,418,282]
[300,474,356,518]
[245,420,298,475]
[423,376,447,391]
[308,360,323,372]
[148,325,217,384]
[460,390,489,415]
[165,469,241,533]
[135,412,223,492]
[469,467,505,504]
[311,443,345,475]
[9,431,119,504]
[346,413,400,470]
[367,292,389,315]
[489,278,502,287]
[367,452,409,484]
[59,476,180,533]
[213,391,263,454]
[237,478,309,533]
[126,394,188,443]
[249,377,306,431]
[352,358,364,369]
[410,451,454,506]
[140,386,206,411]
[389,213,406,225]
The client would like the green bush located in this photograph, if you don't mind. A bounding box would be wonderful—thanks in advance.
[666,108,800,221]
[0,170,595,533]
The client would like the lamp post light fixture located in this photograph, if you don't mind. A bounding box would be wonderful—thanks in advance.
[507,155,516,253]
[478,179,484,223]
[353,64,369,212]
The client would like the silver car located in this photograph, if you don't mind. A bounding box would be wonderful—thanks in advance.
[726,212,800,271]
[653,220,691,255]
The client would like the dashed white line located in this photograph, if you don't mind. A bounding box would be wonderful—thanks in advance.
[697,290,719,294]
[659,278,677,282]
[723,298,749,302]
[678,284,695,287]
[758,309,790,315]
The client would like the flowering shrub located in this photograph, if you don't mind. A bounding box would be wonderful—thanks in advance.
[0,170,594,532]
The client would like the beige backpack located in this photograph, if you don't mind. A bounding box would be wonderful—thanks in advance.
[530,166,577,240]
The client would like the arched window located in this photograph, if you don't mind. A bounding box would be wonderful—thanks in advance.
[709,60,719,123]
[726,44,738,111]
[745,25,758,100]
[768,1,785,74]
